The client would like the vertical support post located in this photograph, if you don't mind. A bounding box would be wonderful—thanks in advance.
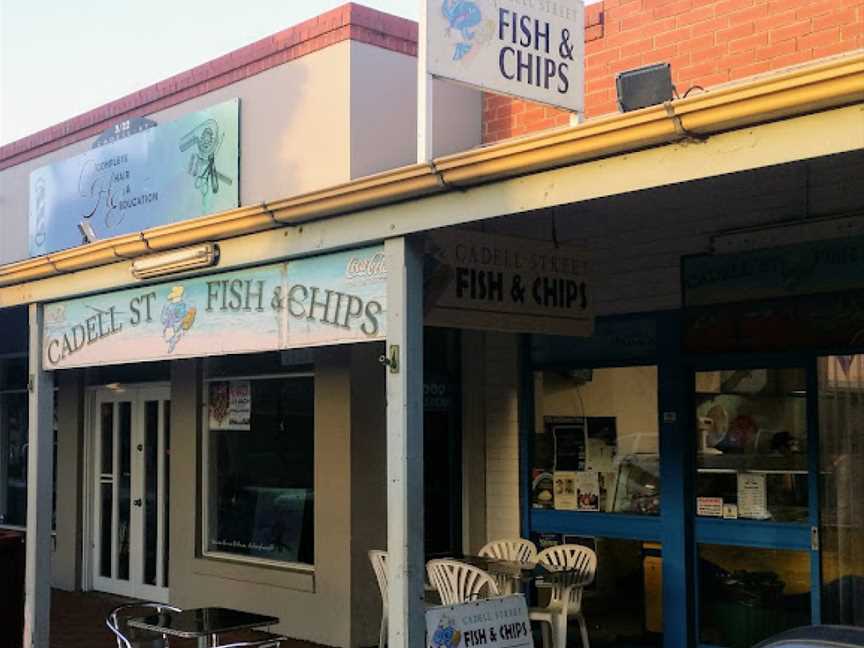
[385,236,425,648]
[24,303,54,648]
[658,311,695,648]
[417,0,434,163]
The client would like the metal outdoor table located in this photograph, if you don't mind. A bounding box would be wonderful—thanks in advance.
[128,606,279,648]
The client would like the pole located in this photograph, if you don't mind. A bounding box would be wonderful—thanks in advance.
[385,236,425,648]
[23,303,54,648]
[418,0,434,163]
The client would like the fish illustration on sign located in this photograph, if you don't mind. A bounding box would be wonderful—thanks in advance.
[431,615,462,648]
[442,0,482,60]
[161,285,197,353]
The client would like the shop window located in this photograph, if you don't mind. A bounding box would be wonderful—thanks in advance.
[0,391,28,526]
[699,544,811,648]
[532,367,660,515]
[204,375,314,566]
[818,355,864,624]
[0,356,57,529]
[695,369,808,523]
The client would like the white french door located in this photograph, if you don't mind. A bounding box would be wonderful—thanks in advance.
[91,385,171,602]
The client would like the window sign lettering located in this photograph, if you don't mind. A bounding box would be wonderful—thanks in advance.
[29,99,239,257]
[42,245,386,370]
[427,0,585,113]
[683,235,864,307]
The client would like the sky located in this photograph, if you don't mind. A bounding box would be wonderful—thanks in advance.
[0,0,418,147]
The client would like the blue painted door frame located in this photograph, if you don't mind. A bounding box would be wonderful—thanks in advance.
[520,311,695,648]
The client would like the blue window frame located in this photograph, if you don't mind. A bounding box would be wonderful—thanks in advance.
[522,314,863,648]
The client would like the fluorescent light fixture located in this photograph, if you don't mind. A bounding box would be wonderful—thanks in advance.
[131,243,219,280]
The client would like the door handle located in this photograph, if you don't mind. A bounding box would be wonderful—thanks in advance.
[811,526,820,551]
[133,499,143,508]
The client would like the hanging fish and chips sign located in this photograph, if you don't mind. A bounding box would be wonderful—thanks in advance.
[427,0,585,113]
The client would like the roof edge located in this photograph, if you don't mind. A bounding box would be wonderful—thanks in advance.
[1,51,862,290]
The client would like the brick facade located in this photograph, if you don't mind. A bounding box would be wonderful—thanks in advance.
[483,0,864,143]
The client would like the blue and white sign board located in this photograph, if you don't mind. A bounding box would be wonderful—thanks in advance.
[427,595,533,648]
[29,99,240,257]
[42,245,386,370]
[427,0,584,113]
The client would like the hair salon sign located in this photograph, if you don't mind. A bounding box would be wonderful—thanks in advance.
[42,246,386,370]
[427,0,584,113]
[29,99,239,258]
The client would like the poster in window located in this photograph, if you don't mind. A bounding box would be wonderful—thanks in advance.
[553,471,578,510]
[575,472,600,511]
[548,417,586,471]
[532,470,554,509]
[737,472,769,519]
[209,380,252,431]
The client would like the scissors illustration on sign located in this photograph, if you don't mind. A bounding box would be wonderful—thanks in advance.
[179,119,233,197]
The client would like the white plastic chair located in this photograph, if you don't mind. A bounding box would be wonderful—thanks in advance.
[479,538,538,594]
[106,602,182,648]
[427,558,500,606]
[529,544,597,648]
[369,550,390,648]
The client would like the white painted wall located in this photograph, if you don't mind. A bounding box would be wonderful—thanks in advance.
[349,41,482,178]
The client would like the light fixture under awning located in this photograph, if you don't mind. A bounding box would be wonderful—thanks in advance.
[130,243,219,280]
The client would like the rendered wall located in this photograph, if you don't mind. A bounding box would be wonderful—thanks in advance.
[482,332,522,542]
[349,40,483,179]
[51,371,85,591]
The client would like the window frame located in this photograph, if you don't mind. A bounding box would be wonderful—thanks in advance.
[201,371,315,571]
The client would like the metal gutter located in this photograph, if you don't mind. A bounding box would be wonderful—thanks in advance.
[1,51,862,289]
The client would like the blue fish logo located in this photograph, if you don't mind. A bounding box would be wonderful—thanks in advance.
[442,0,482,60]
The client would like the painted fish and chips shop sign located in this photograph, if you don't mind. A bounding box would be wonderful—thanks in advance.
[29,99,239,257]
[427,0,585,113]
[425,230,592,337]
[42,246,386,370]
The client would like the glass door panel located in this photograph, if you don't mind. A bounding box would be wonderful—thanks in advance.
[699,545,811,648]
[142,399,169,589]
[92,387,170,601]
[695,368,808,523]
[117,402,131,581]
[818,355,864,625]
[694,367,815,646]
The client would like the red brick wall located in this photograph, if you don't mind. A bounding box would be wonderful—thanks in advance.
[483,0,864,143]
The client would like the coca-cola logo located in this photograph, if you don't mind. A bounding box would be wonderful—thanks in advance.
[346,253,386,279]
